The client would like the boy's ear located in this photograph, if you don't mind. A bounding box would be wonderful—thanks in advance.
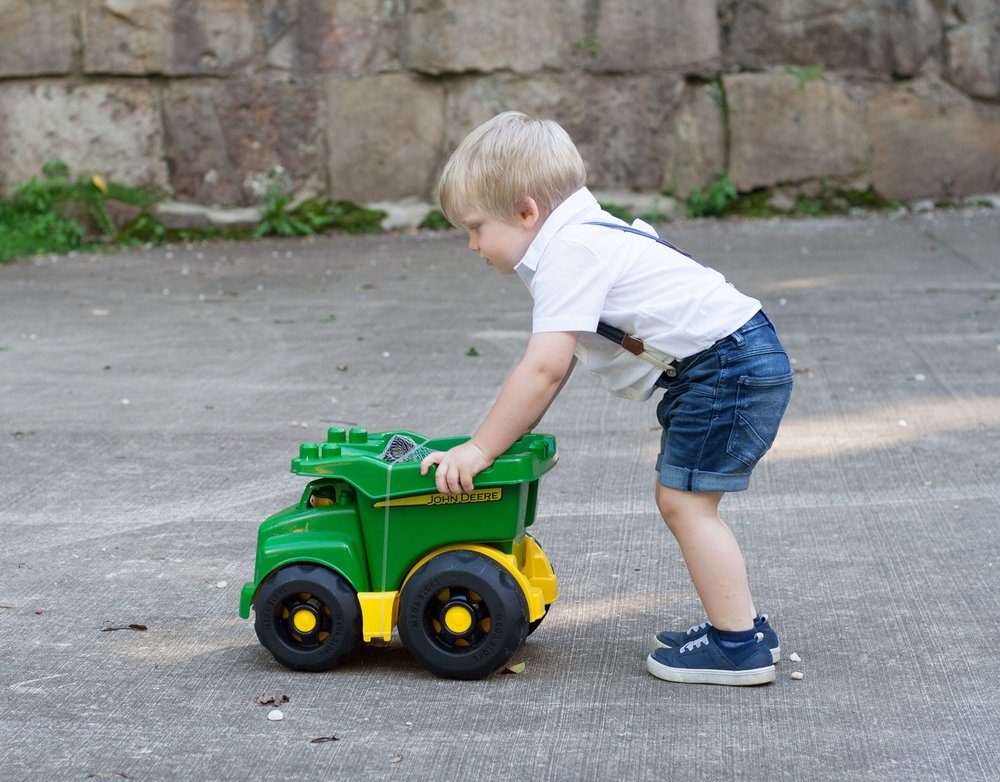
[518,197,541,228]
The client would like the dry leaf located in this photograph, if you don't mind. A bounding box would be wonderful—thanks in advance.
[255,694,289,706]
[310,734,341,744]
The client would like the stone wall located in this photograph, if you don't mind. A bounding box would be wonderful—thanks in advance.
[1,0,998,209]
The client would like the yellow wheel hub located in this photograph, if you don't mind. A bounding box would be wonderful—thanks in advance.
[443,605,474,634]
[292,607,318,634]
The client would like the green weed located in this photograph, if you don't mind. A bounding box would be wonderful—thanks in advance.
[573,36,600,56]
[254,191,386,238]
[685,172,738,218]
[419,210,452,230]
[786,62,824,90]
[599,203,636,223]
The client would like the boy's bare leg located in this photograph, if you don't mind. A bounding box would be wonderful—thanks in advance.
[655,484,756,632]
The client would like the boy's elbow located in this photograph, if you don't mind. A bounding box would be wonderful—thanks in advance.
[530,354,574,390]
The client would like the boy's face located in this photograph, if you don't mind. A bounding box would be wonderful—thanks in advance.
[459,202,542,275]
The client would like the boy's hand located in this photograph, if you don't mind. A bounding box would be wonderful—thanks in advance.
[420,441,492,494]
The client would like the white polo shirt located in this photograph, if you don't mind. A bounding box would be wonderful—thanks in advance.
[515,187,761,401]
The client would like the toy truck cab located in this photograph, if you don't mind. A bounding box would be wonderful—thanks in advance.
[240,427,559,680]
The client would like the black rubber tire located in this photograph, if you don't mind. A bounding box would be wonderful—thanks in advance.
[398,550,529,680]
[528,604,551,636]
[254,563,361,672]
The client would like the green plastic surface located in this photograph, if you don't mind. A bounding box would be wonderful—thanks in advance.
[240,429,558,618]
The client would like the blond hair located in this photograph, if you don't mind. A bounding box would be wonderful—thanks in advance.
[438,111,587,226]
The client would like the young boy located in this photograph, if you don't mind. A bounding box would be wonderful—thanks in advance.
[420,111,793,686]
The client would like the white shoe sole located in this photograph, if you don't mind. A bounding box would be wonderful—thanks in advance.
[646,653,776,686]
[653,636,781,665]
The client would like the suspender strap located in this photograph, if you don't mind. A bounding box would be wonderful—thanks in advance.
[585,221,687,370]
[595,321,645,357]
[582,220,697,261]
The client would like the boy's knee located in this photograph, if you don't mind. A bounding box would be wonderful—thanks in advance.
[655,484,722,530]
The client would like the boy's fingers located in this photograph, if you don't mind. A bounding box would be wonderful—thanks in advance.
[419,451,442,475]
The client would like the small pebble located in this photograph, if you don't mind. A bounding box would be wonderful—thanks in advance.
[789,652,802,663]
[268,709,284,721]
[790,671,804,680]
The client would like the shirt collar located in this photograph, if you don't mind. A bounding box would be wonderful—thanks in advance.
[516,187,600,273]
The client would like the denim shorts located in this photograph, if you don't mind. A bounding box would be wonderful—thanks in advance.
[654,310,793,492]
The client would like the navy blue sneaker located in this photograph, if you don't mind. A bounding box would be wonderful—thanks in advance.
[653,614,780,663]
[646,629,776,686]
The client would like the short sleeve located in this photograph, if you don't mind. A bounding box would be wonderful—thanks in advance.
[528,239,614,333]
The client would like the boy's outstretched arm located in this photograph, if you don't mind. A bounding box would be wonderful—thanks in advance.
[421,331,577,494]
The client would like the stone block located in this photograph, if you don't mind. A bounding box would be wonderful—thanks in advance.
[728,0,941,78]
[564,75,685,190]
[591,0,720,74]
[725,72,869,192]
[163,80,323,206]
[261,0,402,76]
[662,83,727,198]
[868,77,1000,200]
[946,13,1000,99]
[82,0,255,75]
[442,72,685,192]
[0,82,167,196]
[402,0,584,75]
[0,0,76,77]
[325,73,445,202]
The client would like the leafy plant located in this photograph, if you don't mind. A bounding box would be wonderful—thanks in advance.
[0,160,167,262]
[254,191,386,238]
[419,209,452,230]
[794,196,824,216]
[786,61,824,90]
[0,204,84,262]
[685,172,738,218]
[840,188,901,211]
[639,200,671,223]
[325,200,386,234]
[254,190,310,238]
[599,203,636,223]
[572,36,600,56]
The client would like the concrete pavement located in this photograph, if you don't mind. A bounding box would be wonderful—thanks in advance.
[2,208,999,780]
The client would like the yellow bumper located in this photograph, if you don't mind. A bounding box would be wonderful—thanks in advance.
[358,535,559,642]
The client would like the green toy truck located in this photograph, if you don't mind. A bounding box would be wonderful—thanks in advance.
[240,426,560,680]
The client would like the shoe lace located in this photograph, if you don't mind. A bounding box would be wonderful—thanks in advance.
[679,635,710,654]
[686,620,711,637]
